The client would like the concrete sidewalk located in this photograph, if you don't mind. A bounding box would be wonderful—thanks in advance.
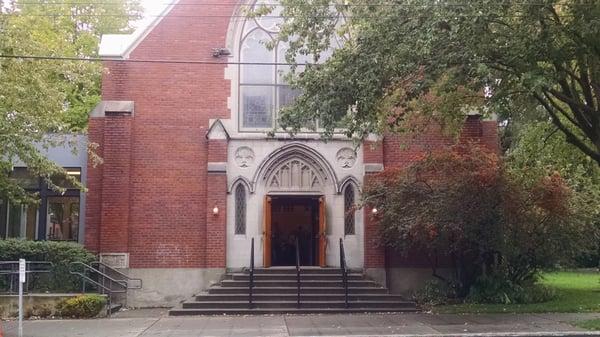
[2,310,600,337]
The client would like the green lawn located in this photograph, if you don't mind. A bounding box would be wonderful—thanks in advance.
[435,271,600,314]
[574,319,600,331]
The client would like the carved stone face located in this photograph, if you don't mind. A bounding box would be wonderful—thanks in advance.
[235,147,255,168]
[336,148,357,169]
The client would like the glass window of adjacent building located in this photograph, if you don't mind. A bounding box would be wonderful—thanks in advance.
[1,167,81,241]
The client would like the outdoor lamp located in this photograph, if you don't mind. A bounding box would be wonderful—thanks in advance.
[213,206,219,216]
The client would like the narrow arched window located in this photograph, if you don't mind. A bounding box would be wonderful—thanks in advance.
[235,184,246,235]
[344,185,355,235]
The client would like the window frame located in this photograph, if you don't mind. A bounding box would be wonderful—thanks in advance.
[344,184,356,236]
[234,184,247,235]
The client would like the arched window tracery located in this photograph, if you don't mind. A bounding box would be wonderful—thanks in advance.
[235,184,247,235]
[344,184,355,235]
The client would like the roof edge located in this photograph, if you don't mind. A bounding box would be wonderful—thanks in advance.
[98,0,181,59]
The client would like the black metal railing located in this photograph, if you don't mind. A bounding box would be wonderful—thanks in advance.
[295,237,301,309]
[91,262,142,290]
[0,261,53,294]
[339,238,349,308]
[69,262,128,316]
[249,237,255,308]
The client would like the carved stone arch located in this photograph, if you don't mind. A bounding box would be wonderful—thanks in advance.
[265,157,326,192]
[228,175,254,194]
[225,0,254,52]
[338,175,362,194]
[253,143,339,192]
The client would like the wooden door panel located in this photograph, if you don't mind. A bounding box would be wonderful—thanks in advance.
[318,196,327,267]
[263,196,272,268]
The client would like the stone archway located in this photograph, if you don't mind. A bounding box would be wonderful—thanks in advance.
[255,143,337,267]
[253,143,339,193]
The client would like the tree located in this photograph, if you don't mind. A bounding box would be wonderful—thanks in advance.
[362,145,593,297]
[0,0,141,203]
[268,0,600,165]
[507,121,600,267]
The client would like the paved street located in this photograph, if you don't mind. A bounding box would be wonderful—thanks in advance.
[2,310,600,337]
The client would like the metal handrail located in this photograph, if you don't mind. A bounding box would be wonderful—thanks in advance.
[69,262,128,290]
[339,238,349,309]
[0,261,54,294]
[69,262,128,317]
[91,262,143,289]
[249,237,255,308]
[295,237,301,309]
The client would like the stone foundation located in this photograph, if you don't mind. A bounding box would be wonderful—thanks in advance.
[125,268,225,308]
[386,267,454,296]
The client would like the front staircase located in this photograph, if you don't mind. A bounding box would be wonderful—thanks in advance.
[169,267,417,315]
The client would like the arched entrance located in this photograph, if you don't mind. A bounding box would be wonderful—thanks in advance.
[255,144,338,268]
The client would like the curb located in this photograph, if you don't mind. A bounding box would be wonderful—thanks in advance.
[315,333,600,337]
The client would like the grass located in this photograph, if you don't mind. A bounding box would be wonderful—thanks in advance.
[434,271,600,314]
[573,319,600,331]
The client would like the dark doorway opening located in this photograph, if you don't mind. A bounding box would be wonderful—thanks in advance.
[270,196,320,266]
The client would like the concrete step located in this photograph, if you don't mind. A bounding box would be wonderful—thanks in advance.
[220,279,380,288]
[195,293,408,302]
[229,273,364,281]
[169,307,418,316]
[207,286,389,295]
[249,268,352,275]
[182,300,416,309]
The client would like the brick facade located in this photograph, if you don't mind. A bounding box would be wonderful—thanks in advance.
[86,0,499,271]
[86,1,236,268]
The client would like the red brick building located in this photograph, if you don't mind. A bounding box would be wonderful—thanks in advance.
[87,0,498,306]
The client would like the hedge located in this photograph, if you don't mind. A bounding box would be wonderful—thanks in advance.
[0,240,95,293]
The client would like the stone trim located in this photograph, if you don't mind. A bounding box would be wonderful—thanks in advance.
[208,162,227,173]
[91,101,135,117]
[364,163,384,173]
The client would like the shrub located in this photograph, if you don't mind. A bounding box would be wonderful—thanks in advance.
[413,279,456,306]
[364,145,594,298]
[0,240,95,292]
[467,274,556,304]
[56,294,106,318]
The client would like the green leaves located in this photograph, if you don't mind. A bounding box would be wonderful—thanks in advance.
[272,0,600,164]
[0,0,141,203]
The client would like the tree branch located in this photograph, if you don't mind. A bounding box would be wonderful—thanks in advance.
[533,92,600,165]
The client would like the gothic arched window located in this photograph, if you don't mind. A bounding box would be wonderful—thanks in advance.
[235,184,247,235]
[239,1,297,130]
[344,184,355,235]
[238,0,343,130]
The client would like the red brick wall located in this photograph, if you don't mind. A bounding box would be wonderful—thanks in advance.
[363,139,386,269]
[99,115,132,253]
[85,119,105,252]
[381,116,499,268]
[86,0,236,268]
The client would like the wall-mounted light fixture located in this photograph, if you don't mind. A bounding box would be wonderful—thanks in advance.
[212,48,231,58]
[371,207,379,215]
[213,206,220,216]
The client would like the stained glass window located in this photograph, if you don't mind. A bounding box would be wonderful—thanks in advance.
[235,184,246,235]
[238,1,343,130]
[344,185,355,235]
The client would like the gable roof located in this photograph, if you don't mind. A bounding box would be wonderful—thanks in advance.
[99,0,181,59]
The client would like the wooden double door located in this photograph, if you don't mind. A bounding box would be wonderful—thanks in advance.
[263,196,327,268]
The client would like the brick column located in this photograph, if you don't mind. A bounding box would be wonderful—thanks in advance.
[85,101,134,261]
[84,118,105,252]
[363,139,386,269]
[99,113,132,253]
[205,121,229,268]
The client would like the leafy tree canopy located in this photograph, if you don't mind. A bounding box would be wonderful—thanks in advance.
[0,0,141,203]
[270,0,600,165]
[363,145,595,297]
